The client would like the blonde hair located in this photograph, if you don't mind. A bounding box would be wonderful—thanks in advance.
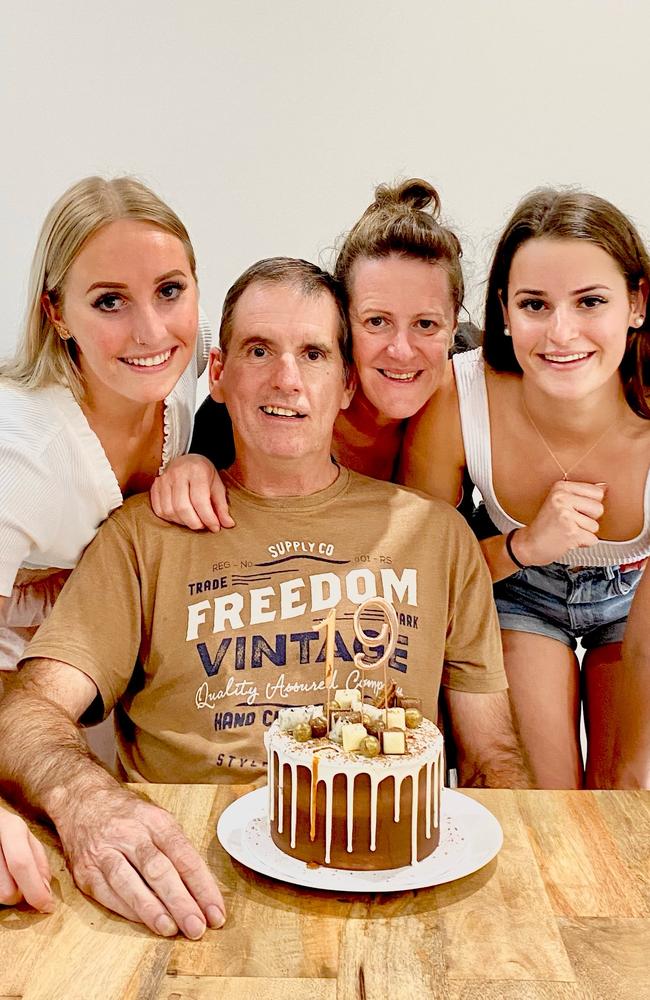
[0,176,197,401]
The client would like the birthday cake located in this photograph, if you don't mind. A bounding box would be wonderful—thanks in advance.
[264,687,444,870]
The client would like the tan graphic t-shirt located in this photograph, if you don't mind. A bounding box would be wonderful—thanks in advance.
[24,468,506,783]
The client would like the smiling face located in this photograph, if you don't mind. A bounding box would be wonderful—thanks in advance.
[503,238,646,401]
[210,280,354,490]
[49,219,198,409]
[348,254,457,420]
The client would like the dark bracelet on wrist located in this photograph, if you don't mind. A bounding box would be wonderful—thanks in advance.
[505,528,527,570]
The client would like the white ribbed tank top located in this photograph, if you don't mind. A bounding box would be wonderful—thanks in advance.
[453,348,650,568]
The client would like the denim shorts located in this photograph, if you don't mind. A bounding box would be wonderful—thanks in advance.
[493,562,644,650]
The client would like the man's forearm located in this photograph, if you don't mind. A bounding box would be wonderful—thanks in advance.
[455,727,532,788]
[0,683,118,827]
[446,689,534,789]
[0,667,226,937]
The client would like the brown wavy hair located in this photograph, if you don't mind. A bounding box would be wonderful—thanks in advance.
[483,188,650,418]
[334,178,464,319]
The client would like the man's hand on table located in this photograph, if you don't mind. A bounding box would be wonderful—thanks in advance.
[0,805,54,912]
[0,658,226,937]
[54,785,226,939]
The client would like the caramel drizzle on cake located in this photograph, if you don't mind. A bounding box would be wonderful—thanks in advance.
[309,753,319,842]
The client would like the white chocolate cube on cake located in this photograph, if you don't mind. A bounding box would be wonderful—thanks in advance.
[341,723,368,752]
[385,707,406,730]
[336,689,362,711]
[382,728,407,754]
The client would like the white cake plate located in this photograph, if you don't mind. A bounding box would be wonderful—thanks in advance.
[216,786,503,892]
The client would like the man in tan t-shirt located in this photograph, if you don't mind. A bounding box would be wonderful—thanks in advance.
[0,257,528,940]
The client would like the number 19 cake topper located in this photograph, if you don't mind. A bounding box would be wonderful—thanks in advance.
[316,597,398,718]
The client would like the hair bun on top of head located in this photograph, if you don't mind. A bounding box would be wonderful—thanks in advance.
[334,176,464,317]
[373,178,441,219]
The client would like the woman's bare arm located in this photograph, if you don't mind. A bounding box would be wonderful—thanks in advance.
[398,367,606,583]
[397,363,466,505]
[150,454,234,531]
[0,805,54,911]
[480,481,606,582]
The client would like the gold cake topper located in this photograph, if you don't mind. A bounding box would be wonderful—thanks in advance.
[316,597,398,720]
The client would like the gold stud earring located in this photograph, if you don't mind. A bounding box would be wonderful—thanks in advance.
[58,327,71,341]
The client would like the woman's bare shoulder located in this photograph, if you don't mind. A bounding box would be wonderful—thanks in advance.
[409,360,459,430]
[397,362,465,503]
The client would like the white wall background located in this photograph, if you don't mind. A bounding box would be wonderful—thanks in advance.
[2,0,648,389]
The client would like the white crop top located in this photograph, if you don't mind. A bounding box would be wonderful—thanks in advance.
[453,348,650,568]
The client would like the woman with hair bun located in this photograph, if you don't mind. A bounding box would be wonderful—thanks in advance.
[177,178,471,521]
[402,188,650,789]
[330,179,468,479]
[0,175,211,907]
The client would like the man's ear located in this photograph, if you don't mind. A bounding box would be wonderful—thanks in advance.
[209,347,226,403]
[339,365,357,412]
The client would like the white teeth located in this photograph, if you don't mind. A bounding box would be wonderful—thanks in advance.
[261,406,302,417]
[122,350,172,367]
[381,370,418,381]
[543,353,590,363]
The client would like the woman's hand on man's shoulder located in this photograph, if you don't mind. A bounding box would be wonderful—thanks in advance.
[150,454,235,532]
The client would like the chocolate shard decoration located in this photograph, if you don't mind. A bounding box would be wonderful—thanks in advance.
[372,680,398,709]
[397,695,423,712]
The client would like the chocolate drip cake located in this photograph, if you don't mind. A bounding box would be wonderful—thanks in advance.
[264,696,444,870]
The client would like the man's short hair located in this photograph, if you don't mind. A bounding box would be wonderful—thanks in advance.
[219,257,353,375]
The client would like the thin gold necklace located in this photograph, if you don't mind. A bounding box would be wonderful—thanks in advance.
[521,396,620,481]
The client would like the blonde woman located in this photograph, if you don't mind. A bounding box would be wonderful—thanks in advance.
[0,175,210,907]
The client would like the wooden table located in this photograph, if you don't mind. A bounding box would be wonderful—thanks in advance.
[1,785,649,999]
